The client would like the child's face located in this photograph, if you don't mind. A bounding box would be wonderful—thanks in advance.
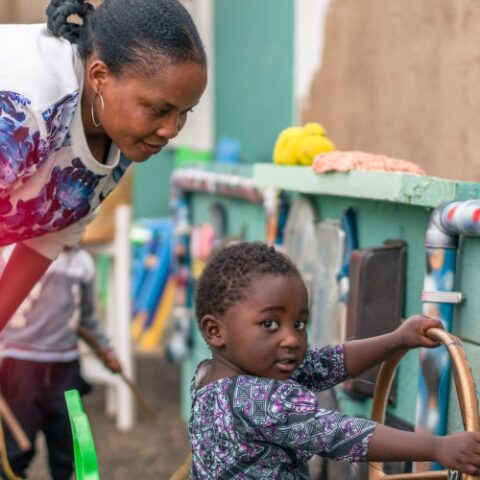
[216,273,309,380]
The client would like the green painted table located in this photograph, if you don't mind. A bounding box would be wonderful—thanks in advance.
[180,164,480,431]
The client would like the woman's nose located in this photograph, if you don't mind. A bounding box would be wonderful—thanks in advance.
[156,112,180,139]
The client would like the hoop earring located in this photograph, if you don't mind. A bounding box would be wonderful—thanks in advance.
[91,92,104,128]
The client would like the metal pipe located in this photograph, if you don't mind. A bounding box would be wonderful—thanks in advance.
[415,200,480,472]
[370,328,479,480]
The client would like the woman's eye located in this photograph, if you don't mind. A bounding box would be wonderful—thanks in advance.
[295,320,307,331]
[152,107,170,117]
[263,320,279,331]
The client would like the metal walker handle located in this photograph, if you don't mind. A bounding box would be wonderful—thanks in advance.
[369,327,480,480]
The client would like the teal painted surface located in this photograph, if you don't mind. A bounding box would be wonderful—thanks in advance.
[309,195,430,423]
[454,237,480,341]
[447,341,480,433]
[254,165,480,207]
[191,194,266,241]
[180,164,480,430]
[215,0,294,164]
[132,150,174,219]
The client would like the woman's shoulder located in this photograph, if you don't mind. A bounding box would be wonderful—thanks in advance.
[0,23,80,111]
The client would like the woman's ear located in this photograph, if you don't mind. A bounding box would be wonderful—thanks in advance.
[86,57,110,93]
[199,314,225,348]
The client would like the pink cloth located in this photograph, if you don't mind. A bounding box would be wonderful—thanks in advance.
[312,151,425,175]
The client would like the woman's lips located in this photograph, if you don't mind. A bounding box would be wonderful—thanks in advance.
[141,141,165,155]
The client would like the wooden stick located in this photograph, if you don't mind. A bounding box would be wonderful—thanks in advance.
[119,372,157,419]
[0,394,31,451]
[77,326,157,419]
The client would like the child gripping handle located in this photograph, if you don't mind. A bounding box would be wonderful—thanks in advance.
[188,241,480,479]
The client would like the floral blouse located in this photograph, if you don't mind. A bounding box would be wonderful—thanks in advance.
[189,345,377,479]
[0,24,129,259]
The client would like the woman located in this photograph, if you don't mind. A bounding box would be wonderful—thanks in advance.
[0,0,207,331]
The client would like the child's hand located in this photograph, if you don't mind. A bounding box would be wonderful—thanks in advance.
[434,432,480,475]
[394,314,444,350]
[101,348,123,374]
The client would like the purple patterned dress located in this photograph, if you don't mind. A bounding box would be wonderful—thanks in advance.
[189,345,377,479]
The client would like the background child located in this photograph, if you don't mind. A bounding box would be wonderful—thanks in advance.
[189,241,480,479]
[0,245,121,480]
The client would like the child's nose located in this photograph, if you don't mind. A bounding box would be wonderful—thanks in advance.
[280,329,301,349]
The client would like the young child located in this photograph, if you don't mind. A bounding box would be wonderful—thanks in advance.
[0,245,121,480]
[189,241,480,479]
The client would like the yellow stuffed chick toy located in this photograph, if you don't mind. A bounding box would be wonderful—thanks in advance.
[273,122,335,166]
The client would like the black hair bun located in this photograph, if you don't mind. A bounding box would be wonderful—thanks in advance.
[46,0,93,44]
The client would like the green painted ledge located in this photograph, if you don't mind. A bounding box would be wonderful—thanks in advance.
[253,164,480,208]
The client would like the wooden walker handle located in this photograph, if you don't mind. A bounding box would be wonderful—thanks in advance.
[369,327,480,480]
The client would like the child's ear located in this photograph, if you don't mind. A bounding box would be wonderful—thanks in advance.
[199,314,225,348]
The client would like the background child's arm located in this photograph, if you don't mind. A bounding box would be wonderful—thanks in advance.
[0,243,51,332]
[343,314,442,378]
[368,424,480,475]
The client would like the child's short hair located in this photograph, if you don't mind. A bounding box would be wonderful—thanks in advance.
[195,241,300,321]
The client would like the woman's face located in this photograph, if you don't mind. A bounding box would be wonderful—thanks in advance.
[90,59,207,162]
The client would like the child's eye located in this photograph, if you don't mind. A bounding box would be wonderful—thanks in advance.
[262,320,279,331]
[295,320,307,331]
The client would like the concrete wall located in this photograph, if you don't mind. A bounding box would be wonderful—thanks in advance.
[0,0,48,23]
[301,0,480,181]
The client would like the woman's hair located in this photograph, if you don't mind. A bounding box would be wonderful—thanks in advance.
[195,242,300,321]
[46,0,206,74]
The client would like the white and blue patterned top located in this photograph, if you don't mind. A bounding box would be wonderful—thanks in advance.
[189,345,377,479]
[0,24,130,259]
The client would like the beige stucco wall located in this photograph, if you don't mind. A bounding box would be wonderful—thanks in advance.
[0,0,48,23]
[301,0,480,181]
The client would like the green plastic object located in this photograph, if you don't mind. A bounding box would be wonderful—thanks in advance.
[65,389,100,480]
[173,146,213,167]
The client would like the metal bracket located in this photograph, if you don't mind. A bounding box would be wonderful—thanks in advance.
[421,291,463,304]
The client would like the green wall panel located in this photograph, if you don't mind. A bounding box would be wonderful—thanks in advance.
[309,195,431,424]
[454,238,480,342]
[215,0,294,164]
[132,150,174,219]
[447,341,480,433]
[190,193,266,241]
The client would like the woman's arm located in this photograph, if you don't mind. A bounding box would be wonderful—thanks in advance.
[0,243,52,331]
[343,314,443,378]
